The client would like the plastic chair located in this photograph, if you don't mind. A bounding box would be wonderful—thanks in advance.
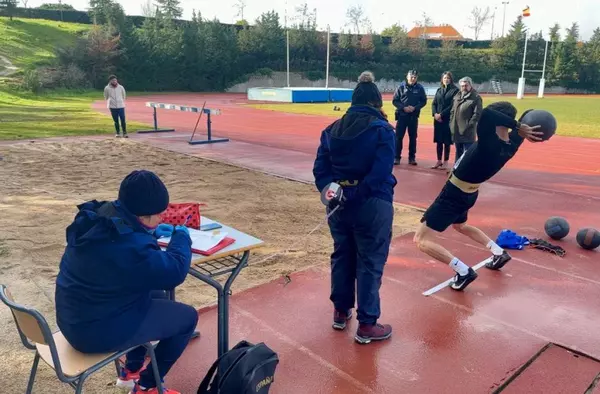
[0,284,164,394]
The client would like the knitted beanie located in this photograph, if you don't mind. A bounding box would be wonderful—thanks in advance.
[118,170,169,216]
[351,71,383,108]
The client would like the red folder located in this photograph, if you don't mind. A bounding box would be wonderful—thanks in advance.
[158,236,235,256]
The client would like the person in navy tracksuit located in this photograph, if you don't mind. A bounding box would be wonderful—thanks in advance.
[55,170,196,394]
[313,71,396,345]
[392,69,428,165]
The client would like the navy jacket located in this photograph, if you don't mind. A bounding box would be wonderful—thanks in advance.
[392,82,428,119]
[313,105,397,205]
[55,200,192,352]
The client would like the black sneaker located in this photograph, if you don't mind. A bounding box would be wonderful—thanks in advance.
[409,159,417,166]
[450,267,478,291]
[485,251,512,270]
[394,158,400,165]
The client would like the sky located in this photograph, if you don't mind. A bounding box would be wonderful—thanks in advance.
[25,0,597,41]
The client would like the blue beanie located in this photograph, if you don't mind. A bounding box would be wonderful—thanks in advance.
[118,170,169,216]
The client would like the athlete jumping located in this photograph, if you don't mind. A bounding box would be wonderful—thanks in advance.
[414,101,543,291]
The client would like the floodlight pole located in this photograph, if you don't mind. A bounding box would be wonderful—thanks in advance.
[325,25,330,88]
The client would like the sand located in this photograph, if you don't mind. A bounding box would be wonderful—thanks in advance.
[0,139,422,393]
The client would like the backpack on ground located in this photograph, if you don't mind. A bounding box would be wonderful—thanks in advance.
[197,340,279,394]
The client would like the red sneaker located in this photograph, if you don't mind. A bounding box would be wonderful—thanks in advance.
[129,383,180,394]
[116,366,146,390]
[355,323,392,344]
[332,309,352,330]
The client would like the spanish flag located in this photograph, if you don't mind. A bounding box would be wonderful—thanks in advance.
[522,5,531,17]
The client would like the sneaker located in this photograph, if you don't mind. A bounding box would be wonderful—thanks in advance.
[123,132,129,138]
[332,309,352,330]
[409,159,417,166]
[115,133,121,138]
[394,158,400,165]
[355,323,392,344]
[116,366,145,390]
[485,251,512,270]
[450,267,478,291]
[130,383,180,394]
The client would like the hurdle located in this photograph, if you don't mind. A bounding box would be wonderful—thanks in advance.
[137,102,229,145]
[137,102,176,133]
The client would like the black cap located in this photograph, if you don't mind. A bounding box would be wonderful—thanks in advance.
[118,170,169,216]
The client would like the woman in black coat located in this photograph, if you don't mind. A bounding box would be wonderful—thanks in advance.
[431,71,459,170]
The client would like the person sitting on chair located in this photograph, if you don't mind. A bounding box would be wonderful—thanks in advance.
[55,170,197,394]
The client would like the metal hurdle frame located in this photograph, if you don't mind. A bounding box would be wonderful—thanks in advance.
[137,102,229,145]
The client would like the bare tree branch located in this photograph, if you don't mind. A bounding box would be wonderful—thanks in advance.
[233,0,246,21]
[468,6,492,40]
[345,5,370,35]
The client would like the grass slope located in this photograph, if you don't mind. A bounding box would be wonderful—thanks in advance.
[248,95,600,139]
[0,17,89,71]
[0,89,148,140]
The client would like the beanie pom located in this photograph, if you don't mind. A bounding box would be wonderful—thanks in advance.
[358,71,375,84]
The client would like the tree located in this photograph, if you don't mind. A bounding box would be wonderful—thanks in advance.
[233,0,246,22]
[21,0,29,7]
[412,12,434,39]
[468,6,492,40]
[39,2,75,10]
[0,0,18,20]
[155,0,182,19]
[549,23,561,42]
[552,22,580,86]
[140,0,155,17]
[345,5,369,34]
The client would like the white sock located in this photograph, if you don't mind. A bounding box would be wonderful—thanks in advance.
[449,257,469,276]
[487,240,504,256]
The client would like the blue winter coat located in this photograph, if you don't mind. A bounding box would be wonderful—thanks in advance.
[55,200,192,352]
[313,105,397,205]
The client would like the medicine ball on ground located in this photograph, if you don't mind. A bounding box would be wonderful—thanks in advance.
[544,216,570,240]
[576,228,600,250]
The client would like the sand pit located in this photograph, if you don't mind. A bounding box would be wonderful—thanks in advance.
[0,139,422,393]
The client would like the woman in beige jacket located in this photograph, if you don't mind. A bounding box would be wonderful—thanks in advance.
[104,75,127,137]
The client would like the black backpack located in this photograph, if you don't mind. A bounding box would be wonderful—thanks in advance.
[197,340,279,394]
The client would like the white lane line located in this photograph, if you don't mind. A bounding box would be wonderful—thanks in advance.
[422,257,492,296]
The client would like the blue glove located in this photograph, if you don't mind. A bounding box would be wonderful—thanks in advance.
[155,223,174,238]
[174,225,190,237]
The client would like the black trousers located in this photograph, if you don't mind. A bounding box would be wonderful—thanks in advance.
[395,115,419,161]
[110,108,126,133]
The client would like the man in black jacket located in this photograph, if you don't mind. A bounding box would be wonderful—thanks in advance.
[392,70,428,165]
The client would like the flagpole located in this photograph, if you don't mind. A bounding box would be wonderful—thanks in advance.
[517,5,530,99]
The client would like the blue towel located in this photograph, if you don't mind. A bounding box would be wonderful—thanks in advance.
[496,229,530,250]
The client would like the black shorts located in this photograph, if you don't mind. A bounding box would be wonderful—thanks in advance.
[421,181,479,232]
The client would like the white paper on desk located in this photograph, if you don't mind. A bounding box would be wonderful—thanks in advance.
[161,229,228,252]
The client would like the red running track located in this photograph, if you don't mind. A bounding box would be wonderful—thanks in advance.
[88,93,600,393]
[94,93,600,200]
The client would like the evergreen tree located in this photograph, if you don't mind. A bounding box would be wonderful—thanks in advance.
[155,0,182,19]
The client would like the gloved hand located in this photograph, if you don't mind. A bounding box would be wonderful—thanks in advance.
[154,223,174,238]
[323,183,345,210]
[174,225,190,237]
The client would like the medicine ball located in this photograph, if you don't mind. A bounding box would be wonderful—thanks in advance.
[544,216,570,240]
[520,109,557,141]
[576,228,600,250]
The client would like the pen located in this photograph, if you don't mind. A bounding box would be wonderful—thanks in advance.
[182,215,192,227]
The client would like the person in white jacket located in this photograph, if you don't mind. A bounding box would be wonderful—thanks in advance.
[104,75,127,138]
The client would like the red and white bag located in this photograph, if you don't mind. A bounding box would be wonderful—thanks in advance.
[159,202,206,230]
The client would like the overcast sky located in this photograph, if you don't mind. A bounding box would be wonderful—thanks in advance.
[25,0,597,40]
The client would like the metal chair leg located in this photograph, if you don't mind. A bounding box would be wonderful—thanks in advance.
[74,374,87,394]
[146,343,164,394]
[26,352,40,394]
[114,359,122,377]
